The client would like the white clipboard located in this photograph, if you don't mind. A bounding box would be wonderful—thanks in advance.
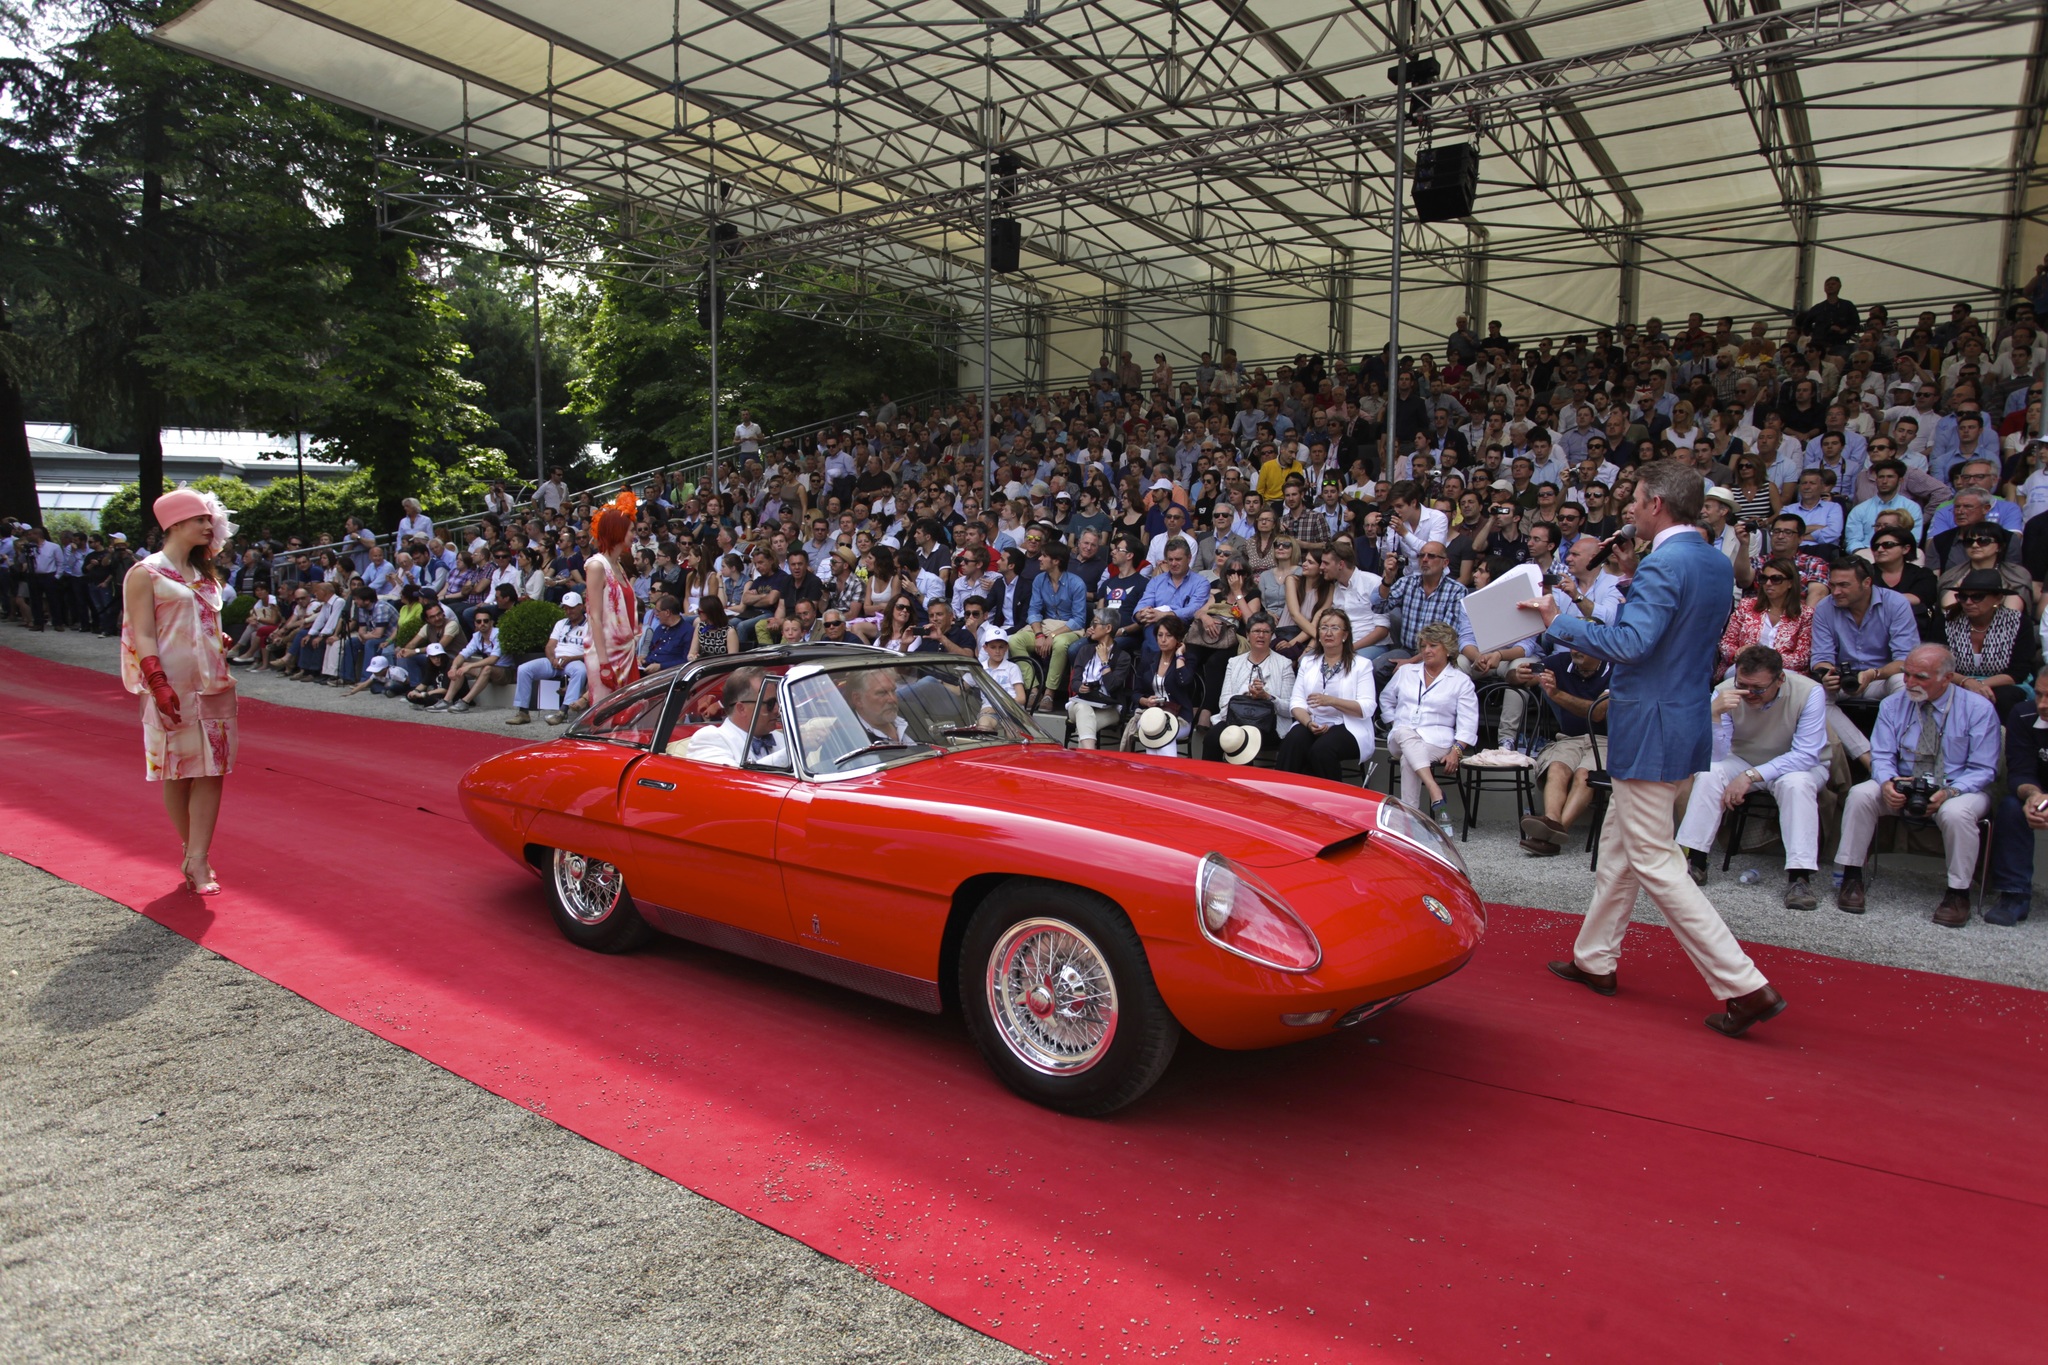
[1464,561,1549,654]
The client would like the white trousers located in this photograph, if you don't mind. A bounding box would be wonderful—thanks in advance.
[1388,724,1450,808]
[1676,757,1829,871]
[1822,675,1898,760]
[1836,780,1992,890]
[1065,698,1118,748]
[1576,777,1768,1000]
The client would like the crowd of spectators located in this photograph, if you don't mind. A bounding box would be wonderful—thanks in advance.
[9,273,2048,926]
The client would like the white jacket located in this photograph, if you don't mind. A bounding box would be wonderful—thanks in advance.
[1219,650,1297,735]
[1290,652,1378,750]
[1378,662,1480,751]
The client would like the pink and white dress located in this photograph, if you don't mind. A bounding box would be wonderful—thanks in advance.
[120,552,238,780]
[584,551,640,706]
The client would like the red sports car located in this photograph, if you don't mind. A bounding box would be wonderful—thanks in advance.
[457,646,1485,1114]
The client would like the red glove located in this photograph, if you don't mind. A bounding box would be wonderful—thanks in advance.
[598,662,616,689]
[139,655,182,726]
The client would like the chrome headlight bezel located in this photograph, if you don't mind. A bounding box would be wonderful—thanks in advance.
[1375,797,1469,879]
[1195,852,1322,973]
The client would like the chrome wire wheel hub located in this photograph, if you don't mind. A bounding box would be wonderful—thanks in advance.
[553,848,623,925]
[986,918,1119,1075]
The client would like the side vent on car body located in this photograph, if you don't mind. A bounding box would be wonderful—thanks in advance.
[1316,832,1369,860]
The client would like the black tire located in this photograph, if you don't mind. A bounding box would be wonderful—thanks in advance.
[958,879,1180,1116]
[543,847,651,953]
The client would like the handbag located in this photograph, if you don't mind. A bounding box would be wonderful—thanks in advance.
[1187,603,1239,651]
[1222,694,1277,727]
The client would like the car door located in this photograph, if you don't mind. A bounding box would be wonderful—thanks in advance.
[619,673,796,942]
[523,673,677,867]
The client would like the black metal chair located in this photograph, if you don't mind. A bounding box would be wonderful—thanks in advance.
[1720,787,1783,869]
[1583,693,1614,870]
[1886,811,1996,908]
[1455,681,1547,842]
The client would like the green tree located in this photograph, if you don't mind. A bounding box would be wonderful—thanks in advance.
[571,264,950,477]
[444,253,589,485]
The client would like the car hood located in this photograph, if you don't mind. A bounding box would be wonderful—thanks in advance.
[885,746,1377,867]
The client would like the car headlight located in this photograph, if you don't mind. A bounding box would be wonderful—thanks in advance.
[1375,797,1468,878]
[1196,853,1321,972]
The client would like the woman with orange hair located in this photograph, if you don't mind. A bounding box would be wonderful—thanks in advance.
[583,491,641,706]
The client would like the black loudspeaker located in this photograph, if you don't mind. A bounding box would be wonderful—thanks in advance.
[1411,142,1478,223]
[989,217,1022,273]
[713,221,741,256]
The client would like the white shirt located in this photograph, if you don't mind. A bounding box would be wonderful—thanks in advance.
[1146,530,1201,565]
[679,718,790,769]
[1326,567,1390,638]
[396,513,434,543]
[1394,507,1452,567]
[538,479,568,512]
[734,420,763,453]
[1218,650,1297,736]
[549,617,590,661]
[2020,469,2048,521]
[1290,652,1378,751]
[1378,661,1480,750]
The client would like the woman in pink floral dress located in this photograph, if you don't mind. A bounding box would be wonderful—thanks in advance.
[120,489,237,895]
[582,491,641,707]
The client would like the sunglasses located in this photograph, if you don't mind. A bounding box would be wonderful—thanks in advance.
[1757,573,1791,584]
[1961,535,2000,546]
[1958,591,1998,602]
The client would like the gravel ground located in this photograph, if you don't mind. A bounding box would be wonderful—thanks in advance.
[0,855,1032,1365]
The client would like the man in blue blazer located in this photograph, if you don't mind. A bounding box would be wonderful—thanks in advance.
[1522,460,1786,1037]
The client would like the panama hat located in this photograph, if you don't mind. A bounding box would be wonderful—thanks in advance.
[1135,705,1179,752]
[1214,724,1262,765]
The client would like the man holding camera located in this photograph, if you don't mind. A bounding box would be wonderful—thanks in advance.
[1809,558,1920,764]
[1833,644,2002,925]
[1678,645,1829,908]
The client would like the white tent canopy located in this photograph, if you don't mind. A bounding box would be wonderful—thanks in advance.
[156,0,2048,385]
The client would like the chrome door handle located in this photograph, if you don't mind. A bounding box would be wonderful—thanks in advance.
[636,778,676,791]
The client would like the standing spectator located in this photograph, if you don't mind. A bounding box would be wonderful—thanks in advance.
[537,467,569,514]
[1986,674,2048,926]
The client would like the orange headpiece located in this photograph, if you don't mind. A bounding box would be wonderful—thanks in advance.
[592,489,636,550]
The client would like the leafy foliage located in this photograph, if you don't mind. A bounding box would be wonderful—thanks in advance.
[220,590,254,633]
[496,597,562,656]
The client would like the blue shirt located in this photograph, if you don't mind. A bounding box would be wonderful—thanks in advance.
[1538,650,1611,737]
[643,616,693,669]
[1788,498,1844,546]
[1137,568,1209,623]
[1869,684,2001,793]
[1844,493,1922,550]
[1027,570,1087,631]
[1808,586,1919,671]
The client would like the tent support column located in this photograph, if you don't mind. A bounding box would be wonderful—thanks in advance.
[1386,0,1410,476]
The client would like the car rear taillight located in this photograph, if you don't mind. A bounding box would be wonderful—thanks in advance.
[1196,853,1321,973]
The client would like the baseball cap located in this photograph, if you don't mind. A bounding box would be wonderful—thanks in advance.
[561,592,584,607]
[426,643,447,657]
[366,656,389,674]
[1150,477,1175,492]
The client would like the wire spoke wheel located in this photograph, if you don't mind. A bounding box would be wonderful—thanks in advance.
[985,917,1120,1075]
[552,849,624,926]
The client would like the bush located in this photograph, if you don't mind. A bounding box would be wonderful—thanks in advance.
[44,511,95,537]
[496,598,563,655]
[221,593,255,634]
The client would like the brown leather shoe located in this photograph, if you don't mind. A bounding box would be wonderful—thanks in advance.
[1519,836,1562,856]
[1521,814,1568,842]
[1933,889,1972,928]
[1836,871,1866,913]
[1705,984,1786,1037]
[1547,959,1617,996]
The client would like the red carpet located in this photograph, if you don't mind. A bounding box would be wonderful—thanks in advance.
[5,645,2045,1363]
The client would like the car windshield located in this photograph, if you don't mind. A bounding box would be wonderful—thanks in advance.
[785,658,1039,776]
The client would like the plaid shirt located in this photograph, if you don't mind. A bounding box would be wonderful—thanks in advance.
[1377,572,1475,652]
[1278,506,1326,547]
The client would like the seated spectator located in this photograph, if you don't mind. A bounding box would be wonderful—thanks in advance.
[1786,469,1844,550]
[1832,644,2001,926]
[1378,622,1479,834]
[337,584,395,687]
[507,592,589,728]
[1844,459,1922,550]
[1678,645,1829,908]
[681,668,790,768]
[1866,526,1943,641]
[1987,672,2048,926]
[1755,514,1832,605]
[1943,569,2040,713]
[1011,540,1086,709]
[1212,614,1294,762]
[1810,558,1919,762]
[687,593,736,662]
[1280,607,1376,781]
[641,593,694,672]
[433,606,508,712]
[1935,522,2031,613]
[1123,617,1199,750]
[1370,540,1477,684]
[1717,556,1812,678]
[979,627,1028,708]
[1515,648,1611,856]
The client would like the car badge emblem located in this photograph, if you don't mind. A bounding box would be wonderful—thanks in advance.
[1422,896,1452,925]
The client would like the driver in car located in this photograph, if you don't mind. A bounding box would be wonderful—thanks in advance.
[799,667,923,770]
[677,667,791,768]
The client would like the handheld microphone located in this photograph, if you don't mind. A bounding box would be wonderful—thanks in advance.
[1586,522,1636,568]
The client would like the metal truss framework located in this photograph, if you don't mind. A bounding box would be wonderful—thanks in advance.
[157,0,2048,372]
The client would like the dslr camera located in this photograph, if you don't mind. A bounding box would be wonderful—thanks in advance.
[1892,774,1940,819]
